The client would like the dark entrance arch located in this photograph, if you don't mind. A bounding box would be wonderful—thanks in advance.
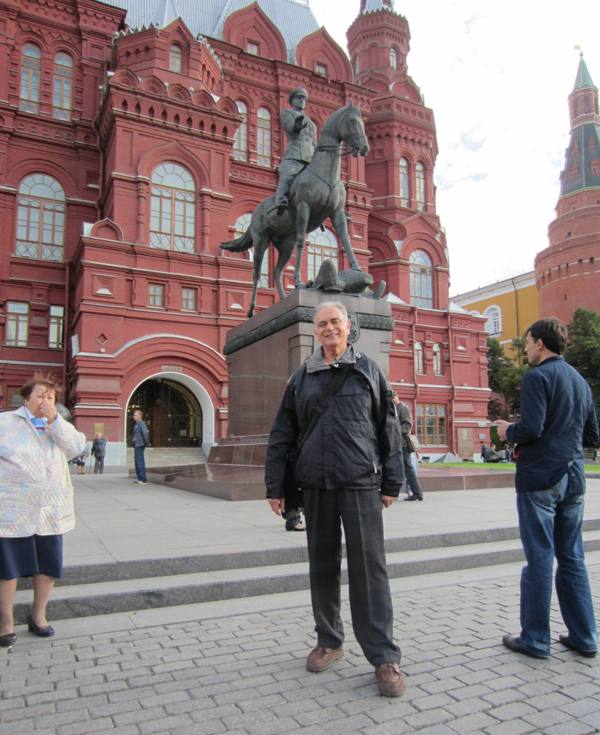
[127,378,202,447]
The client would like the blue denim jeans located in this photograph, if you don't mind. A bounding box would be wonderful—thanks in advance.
[517,472,597,655]
[134,446,147,482]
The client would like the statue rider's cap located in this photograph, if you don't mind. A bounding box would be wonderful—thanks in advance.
[288,87,308,105]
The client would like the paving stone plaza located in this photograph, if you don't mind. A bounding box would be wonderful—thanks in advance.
[2,475,600,734]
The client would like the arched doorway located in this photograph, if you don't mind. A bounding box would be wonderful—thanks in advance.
[127,377,202,447]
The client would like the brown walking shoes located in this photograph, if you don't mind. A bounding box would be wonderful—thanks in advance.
[375,662,405,697]
[306,645,344,672]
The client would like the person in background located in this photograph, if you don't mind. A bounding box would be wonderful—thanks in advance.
[393,395,423,502]
[495,317,599,659]
[0,372,86,647]
[91,432,107,474]
[480,441,502,463]
[132,410,150,485]
[266,301,406,698]
[72,448,88,474]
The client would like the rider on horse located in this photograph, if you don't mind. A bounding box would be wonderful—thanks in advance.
[274,87,318,212]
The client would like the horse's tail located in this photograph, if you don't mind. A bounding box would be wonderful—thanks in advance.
[220,229,253,253]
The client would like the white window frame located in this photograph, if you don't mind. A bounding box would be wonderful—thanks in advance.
[181,287,197,311]
[256,107,271,167]
[6,302,29,347]
[409,250,433,309]
[150,162,195,253]
[48,304,65,349]
[233,101,248,162]
[53,52,73,121]
[484,305,502,336]
[149,283,165,307]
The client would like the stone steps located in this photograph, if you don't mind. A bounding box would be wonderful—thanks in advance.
[126,447,207,469]
[14,520,600,624]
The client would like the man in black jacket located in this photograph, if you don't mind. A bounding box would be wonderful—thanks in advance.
[495,318,599,659]
[266,301,406,697]
[393,395,423,501]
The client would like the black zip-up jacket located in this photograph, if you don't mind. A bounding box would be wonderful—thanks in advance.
[265,352,404,497]
[507,355,599,493]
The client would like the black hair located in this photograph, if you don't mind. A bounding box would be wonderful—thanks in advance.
[526,317,567,355]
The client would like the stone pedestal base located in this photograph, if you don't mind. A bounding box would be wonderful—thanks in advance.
[185,290,393,499]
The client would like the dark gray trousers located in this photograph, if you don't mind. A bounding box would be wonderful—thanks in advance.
[302,488,401,666]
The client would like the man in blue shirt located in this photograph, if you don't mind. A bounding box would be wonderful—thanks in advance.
[495,318,599,658]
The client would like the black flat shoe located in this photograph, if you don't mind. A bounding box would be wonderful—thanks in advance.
[404,496,423,501]
[0,632,16,647]
[27,617,55,638]
[502,634,548,659]
[285,517,306,531]
[558,634,597,658]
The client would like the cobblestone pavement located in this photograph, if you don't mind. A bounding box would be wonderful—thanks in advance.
[2,566,600,735]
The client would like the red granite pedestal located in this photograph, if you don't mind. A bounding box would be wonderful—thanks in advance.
[156,290,394,500]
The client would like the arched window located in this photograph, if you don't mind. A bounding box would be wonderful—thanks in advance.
[390,47,398,70]
[169,44,182,73]
[53,52,73,120]
[354,55,360,76]
[399,157,409,207]
[257,107,271,167]
[432,343,443,376]
[484,306,502,336]
[234,213,268,287]
[20,43,41,113]
[150,162,195,253]
[414,342,424,375]
[16,174,65,261]
[307,227,338,282]
[233,101,248,161]
[409,250,433,308]
[415,162,425,211]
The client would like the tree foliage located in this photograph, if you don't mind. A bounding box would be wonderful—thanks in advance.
[486,337,510,393]
[564,308,600,416]
[486,337,529,417]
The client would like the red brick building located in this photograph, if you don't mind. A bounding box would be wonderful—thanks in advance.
[0,0,489,466]
[536,55,600,322]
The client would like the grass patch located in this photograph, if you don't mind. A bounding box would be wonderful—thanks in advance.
[423,461,600,473]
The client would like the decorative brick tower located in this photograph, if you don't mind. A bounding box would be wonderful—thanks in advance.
[535,55,600,322]
[347,0,449,309]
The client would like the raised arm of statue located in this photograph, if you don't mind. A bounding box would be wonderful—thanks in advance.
[280,108,301,137]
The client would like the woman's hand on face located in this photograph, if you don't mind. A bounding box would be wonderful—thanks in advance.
[39,400,58,424]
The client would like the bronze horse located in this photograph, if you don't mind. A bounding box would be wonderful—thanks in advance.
[221,102,370,317]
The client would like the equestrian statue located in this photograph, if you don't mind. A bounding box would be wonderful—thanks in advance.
[221,89,373,318]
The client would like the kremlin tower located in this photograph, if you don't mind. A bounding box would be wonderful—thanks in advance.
[535,55,600,322]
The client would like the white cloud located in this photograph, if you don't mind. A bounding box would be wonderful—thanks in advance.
[309,0,600,294]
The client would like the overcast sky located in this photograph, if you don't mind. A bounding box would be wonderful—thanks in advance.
[309,0,600,296]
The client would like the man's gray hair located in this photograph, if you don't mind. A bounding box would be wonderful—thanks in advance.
[314,301,349,324]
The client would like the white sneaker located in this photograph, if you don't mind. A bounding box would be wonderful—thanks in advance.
[133,480,147,485]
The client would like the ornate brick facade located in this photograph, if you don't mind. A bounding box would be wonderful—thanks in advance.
[0,0,489,465]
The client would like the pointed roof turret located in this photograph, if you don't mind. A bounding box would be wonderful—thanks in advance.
[559,56,600,198]
[574,54,595,90]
